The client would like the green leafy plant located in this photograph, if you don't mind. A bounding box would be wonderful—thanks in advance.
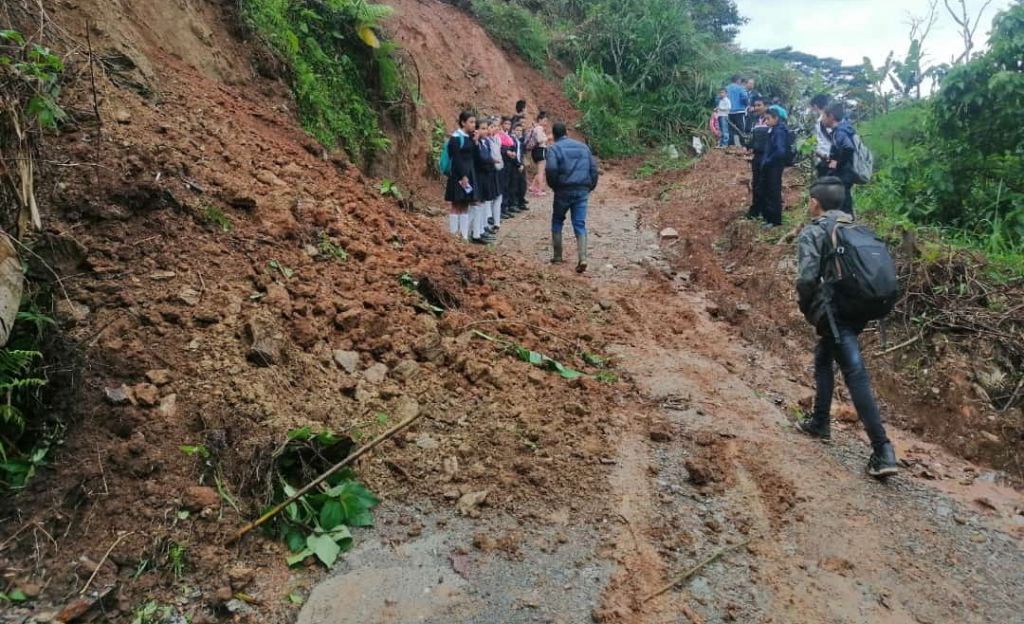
[241,0,405,164]
[470,0,549,69]
[130,601,174,624]
[0,588,29,603]
[317,232,349,262]
[167,542,187,579]
[428,117,447,177]
[378,178,402,199]
[179,444,210,459]
[200,205,233,232]
[268,427,379,568]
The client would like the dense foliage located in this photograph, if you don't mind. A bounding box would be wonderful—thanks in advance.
[241,0,408,164]
[456,0,794,156]
[858,5,1024,260]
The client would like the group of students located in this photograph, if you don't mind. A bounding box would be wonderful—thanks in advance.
[442,100,553,244]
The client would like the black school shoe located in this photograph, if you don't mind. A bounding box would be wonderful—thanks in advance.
[795,418,831,442]
[866,443,899,478]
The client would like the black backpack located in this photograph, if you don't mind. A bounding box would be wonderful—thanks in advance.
[784,127,797,167]
[820,217,900,323]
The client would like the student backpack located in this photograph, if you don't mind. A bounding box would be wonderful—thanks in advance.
[439,134,464,177]
[820,217,900,323]
[836,125,874,184]
[784,127,798,167]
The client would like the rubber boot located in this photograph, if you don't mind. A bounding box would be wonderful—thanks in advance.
[551,232,564,264]
[576,233,588,273]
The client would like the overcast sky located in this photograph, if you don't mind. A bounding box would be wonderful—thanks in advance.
[733,0,1015,68]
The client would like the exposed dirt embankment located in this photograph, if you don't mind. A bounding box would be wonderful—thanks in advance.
[0,1,620,621]
[638,150,1023,480]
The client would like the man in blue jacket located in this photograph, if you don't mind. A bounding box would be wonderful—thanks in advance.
[546,122,599,273]
[726,75,749,146]
[822,102,857,215]
[758,107,790,227]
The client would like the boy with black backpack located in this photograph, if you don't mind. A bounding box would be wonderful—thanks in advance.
[822,102,867,215]
[795,177,899,478]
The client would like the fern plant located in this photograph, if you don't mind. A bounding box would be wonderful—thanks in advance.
[0,348,44,435]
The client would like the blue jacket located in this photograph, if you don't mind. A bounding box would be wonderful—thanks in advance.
[761,122,790,169]
[829,119,857,183]
[545,136,599,192]
[726,83,749,113]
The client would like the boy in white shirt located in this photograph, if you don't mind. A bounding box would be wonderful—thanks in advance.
[716,89,732,148]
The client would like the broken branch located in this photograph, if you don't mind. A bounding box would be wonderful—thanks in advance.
[641,539,750,604]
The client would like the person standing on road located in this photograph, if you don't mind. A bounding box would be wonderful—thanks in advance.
[527,112,550,196]
[746,97,769,220]
[511,99,527,129]
[743,78,761,132]
[822,102,858,215]
[716,88,732,148]
[444,110,477,240]
[758,107,789,227]
[726,75,749,146]
[545,122,599,273]
[810,94,833,179]
[794,177,899,478]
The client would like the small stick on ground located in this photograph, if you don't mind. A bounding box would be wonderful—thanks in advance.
[227,410,425,545]
[80,531,132,595]
[641,539,750,604]
[875,332,923,357]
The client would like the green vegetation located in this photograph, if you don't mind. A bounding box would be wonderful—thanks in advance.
[240,0,406,164]
[200,204,233,232]
[269,427,379,568]
[470,0,549,69]
[378,178,402,199]
[317,232,349,262]
[856,5,1023,263]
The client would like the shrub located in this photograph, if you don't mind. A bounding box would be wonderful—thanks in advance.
[470,0,549,69]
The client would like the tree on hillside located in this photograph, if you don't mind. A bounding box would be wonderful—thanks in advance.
[943,0,997,64]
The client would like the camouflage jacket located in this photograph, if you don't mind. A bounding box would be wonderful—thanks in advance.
[795,210,855,330]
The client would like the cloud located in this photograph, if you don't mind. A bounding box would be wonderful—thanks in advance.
[734,0,1013,67]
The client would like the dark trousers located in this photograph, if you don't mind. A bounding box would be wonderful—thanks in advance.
[812,324,890,451]
[551,188,589,237]
[511,168,527,207]
[759,165,784,226]
[842,182,854,217]
[727,113,746,146]
[748,155,764,218]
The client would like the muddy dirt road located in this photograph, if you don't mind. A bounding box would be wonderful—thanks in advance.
[300,159,1024,624]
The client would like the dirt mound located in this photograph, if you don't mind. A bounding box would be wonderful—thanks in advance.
[0,1,620,621]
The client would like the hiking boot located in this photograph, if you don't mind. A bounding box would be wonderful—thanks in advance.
[501,210,512,219]
[576,233,588,273]
[866,443,899,478]
[795,418,831,442]
[551,232,564,264]
[470,237,490,245]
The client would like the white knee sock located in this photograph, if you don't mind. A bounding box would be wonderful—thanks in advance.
[474,204,487,238]
[458,213,470,239]
[448,214,459,235]
[491,196,503,227]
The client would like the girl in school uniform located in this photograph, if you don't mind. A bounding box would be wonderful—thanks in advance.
[471,118,499,244]
[527,111,550,196]
[444,110,477,239]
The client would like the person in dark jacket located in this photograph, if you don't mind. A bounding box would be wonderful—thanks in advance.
[499,117,524,219]
[795,177,898,478]
[758,107,789,227]
[545,122,599,273]
[444,110,477,239]
[725,75,749,146]
[822,102,857,215]
[746,97,769,220]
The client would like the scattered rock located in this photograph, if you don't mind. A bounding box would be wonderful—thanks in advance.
[149,270,177,281]
[263,283,291,312]
[178,287,202,306]
[183,486,220,511]
[105,385,133,406]
[113,109,132,124]
[598,300,614,311]
[56,597,98,623]
[157,394,177,417]
[132,383,160,407]
[660,227,680,240]
[146,369,173,386]
[55,299,90,325]
[256,169,286,187]
[392,359,421,382]
[394,396,420,421]
[214,586,234,603]
[472,533,497,551]
[456,490,489,517]
[332,350,360,373]
[649,425,674,443]
[227,566,255,591]
[363,362,389,384]
[415,433,438,450]
[244,320,284,366]
[684,458,715,486]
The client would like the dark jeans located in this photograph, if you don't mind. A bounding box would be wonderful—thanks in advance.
[759,165,784,226]
[812,324,890,451]
[842,182,854,217]
[727,113,746,146]
[552,188,589,237]
[748,155,764,218]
